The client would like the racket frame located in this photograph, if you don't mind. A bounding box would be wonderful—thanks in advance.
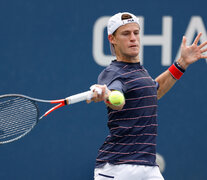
[0,90,93,144]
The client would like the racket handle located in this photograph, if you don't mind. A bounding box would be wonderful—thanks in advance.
[66,91,93,105]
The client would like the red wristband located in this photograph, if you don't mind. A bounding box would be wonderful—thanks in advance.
[168,63,184,80]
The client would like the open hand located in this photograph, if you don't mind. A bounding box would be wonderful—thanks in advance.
[179,32,207,69]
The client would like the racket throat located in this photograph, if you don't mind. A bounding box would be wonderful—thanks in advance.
[40,102,66,119]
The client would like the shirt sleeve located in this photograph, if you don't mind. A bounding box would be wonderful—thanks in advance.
[107,80,124,93]
[98,69,126,93]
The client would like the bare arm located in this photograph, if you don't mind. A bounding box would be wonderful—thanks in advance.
[155,70,176,100]
[156,32,207,100]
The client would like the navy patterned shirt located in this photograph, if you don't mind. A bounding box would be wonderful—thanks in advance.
[96,60,158,168]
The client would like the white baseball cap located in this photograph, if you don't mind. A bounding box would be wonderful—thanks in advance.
[107,12,140,56]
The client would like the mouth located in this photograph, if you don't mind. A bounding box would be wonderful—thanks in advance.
[129,45,138,48]
[129,43,138,46]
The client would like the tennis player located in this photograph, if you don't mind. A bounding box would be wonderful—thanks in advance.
[88,12,207,180]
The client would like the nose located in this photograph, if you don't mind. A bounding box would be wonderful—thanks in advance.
[130,32,136,41]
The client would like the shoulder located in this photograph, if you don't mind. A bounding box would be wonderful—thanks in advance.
[98,63,125,85]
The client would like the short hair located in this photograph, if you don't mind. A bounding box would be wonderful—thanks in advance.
[121,14,132,20]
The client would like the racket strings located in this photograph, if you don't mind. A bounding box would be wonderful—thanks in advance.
[0,115,36,139]
[0,101,36,122]
[0,97,38,143]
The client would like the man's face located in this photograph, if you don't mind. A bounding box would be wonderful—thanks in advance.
[110,23,140,60]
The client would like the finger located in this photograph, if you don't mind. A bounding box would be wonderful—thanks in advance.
[92,91,98,102]
[96,87,104,99]
[182,36,187,47]
[86,99,92,104]
[200,55,207,59]
[95,85,107,100]
[101,87,106,99]
[94,91,106,102]
[97,88,105,100]
[193,32,202,45]
[201,47,207,53]
[199,41,207,49]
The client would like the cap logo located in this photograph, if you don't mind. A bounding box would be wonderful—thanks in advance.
[122,18,135,25]
[127,19,134,22]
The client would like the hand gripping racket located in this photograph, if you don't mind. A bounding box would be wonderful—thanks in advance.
[0,87,102,144]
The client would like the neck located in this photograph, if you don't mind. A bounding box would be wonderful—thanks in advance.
[116,54,140,63]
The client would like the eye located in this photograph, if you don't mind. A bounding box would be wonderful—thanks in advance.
[122,31,130,36]
[134,30,139,35]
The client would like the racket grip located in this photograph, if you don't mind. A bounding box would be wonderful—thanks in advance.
[66,91,93,105]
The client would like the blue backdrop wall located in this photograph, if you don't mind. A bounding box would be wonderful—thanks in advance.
[0,0,206,179]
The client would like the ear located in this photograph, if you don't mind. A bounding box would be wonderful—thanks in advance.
[108,34,115,44]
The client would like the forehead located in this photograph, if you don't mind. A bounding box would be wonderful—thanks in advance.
[116,23,140,33]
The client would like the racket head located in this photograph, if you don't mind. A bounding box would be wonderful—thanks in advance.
[0,94,39,144]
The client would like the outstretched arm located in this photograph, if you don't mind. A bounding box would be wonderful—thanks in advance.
[156,32,207,99]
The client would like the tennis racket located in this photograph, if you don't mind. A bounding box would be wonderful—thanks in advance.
[0,87,102,144]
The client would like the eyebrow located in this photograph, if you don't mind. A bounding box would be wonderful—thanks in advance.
[121,29,140,34]
[114,25,140,36]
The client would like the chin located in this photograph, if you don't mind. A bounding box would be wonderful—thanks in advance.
[129,51,139,57]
